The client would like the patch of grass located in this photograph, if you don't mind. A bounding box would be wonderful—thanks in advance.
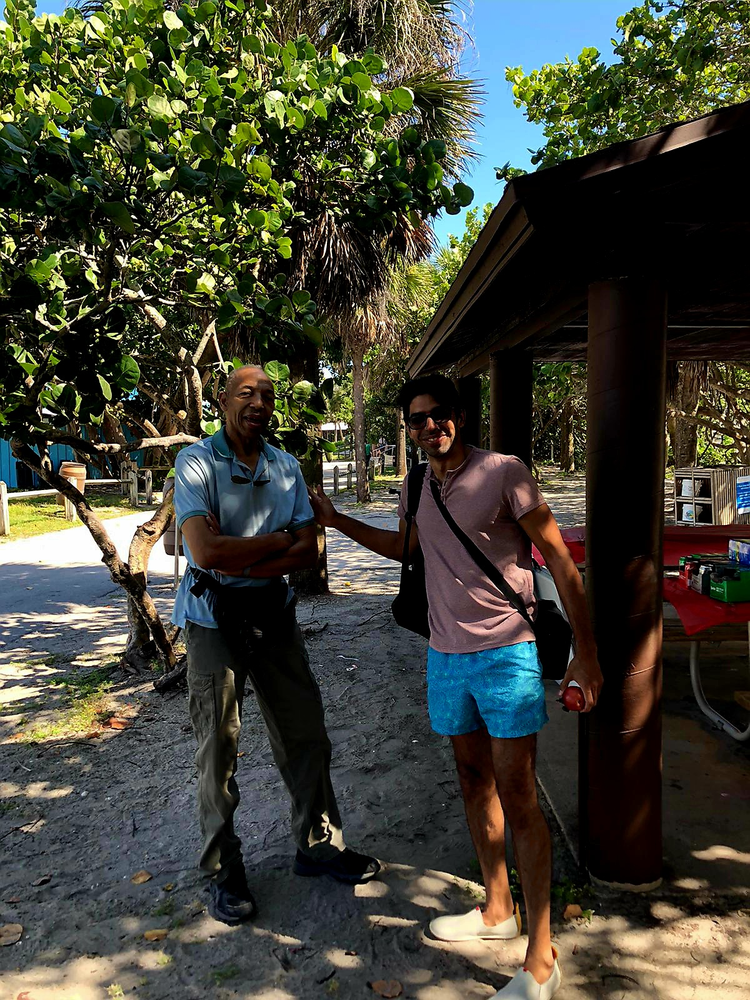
[155,952,173,967]
[552,877,595,920]
[106,985,125,999]
[211,965,241,985]
[0,799,18,814]
[0,699,43,718]
[20,664,118,742]
[152,898,175,917]
[1,488,157,543]
[49,663,117,698]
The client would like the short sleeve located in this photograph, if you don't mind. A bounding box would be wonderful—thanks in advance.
[501,457,546,521]
[174,448,212,528]
[289,461,315,531]
[397,475,408,520]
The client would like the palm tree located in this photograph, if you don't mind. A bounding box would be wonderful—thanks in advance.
[329,259,437,500]
[272,0,483,504]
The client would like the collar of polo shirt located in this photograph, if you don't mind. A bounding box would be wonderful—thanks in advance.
[210,426,274,484]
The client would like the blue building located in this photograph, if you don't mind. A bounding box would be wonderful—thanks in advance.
[0,436,145,489]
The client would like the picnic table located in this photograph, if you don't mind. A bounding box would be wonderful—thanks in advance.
[550,526,750,742]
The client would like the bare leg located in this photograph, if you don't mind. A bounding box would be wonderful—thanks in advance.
[451,730,515,925]
[491,733,554,985]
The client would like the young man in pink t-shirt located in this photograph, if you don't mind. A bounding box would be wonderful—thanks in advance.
[309,374,602,1000]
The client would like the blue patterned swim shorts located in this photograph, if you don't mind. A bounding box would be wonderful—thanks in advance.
[426,641,548,739]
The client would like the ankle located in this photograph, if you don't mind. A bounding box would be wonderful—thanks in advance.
[523,947,556,984]
[482,899,515,926]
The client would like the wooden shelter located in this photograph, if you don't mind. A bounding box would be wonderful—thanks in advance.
[408,100,750,889]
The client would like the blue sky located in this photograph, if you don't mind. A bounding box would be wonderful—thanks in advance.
[433,0,629,245]
[36,0,630,246]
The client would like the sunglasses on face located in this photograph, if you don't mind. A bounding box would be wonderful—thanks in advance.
[406,405,454,430]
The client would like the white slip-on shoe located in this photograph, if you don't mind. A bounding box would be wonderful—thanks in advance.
[429,903,522,942]
[491,947,562,999]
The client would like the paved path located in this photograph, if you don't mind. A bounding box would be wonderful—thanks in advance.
[0,467,398,662]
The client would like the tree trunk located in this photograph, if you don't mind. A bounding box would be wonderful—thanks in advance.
[559,397,575,473]
[394,407,407,477]
[351,343,370,503]
[289,340,329,595]
[12,440,177,673]
[672,362,705,468]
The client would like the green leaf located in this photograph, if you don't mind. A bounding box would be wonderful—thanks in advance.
[292,379,314,402]
[218,165,246,194]
[114,355,140,393]
[97,374,113,400]
[265,360,290,383]
[292,290,311,308]
[163,10,184,30]
[112,129,142,153]
[0,123,28,148]
[195,1,217,23]
[50,91,73,114]
[247,209,267,228]
[147,94,172,118]
[101,201,135,234]
[453,182,474,207]
[351,72,371,91]
[312,100,328,119]
[302,321,323,347]
[287,107,306,130]
[91,95,117,123]
[196,272,216,295]
[249,157,272,182]
[391,87,414,112]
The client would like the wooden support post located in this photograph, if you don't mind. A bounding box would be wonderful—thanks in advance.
[63,496,76,522]
[173,521,181,590]
[0,481,9,536]
[347,463,353,490]
[368,460,375,482]
[456,375,482,448]
[582,277,667,890]
[489,348,533,465]
[128,467,138,507]
[144,469,153,505]
[380,452,386,475]
[395,409,407,477]
[333,465,340,495]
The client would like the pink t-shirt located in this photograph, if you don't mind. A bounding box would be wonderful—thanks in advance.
[398,448,546,654]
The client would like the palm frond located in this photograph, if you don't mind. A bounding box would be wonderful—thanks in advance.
[400,69,485,177]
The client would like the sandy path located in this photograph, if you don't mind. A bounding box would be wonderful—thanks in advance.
[1,474,747,1000]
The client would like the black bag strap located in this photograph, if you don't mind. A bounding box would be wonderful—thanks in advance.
[429,479,535,630]
[400,463,428,565]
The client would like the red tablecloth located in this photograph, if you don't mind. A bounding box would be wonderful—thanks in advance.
[547,526,750,637]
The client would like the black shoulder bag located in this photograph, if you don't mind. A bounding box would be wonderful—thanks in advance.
[391,463,430,638]
[429,480,572,679]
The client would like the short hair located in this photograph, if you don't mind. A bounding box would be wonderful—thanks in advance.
[224,364,269,397]
[397,374,463,420]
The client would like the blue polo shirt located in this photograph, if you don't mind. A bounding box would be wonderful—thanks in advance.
[171,427,315,629]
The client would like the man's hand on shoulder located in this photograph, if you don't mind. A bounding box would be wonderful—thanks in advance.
[307,485,339,528]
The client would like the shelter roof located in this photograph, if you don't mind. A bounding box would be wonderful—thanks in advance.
[410,101,750,376]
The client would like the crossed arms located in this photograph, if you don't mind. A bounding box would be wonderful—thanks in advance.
[180,514,317,577]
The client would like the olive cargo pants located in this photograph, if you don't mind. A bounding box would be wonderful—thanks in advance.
[185,619,345,881]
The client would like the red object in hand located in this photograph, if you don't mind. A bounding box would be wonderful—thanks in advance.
[561,685,585,712]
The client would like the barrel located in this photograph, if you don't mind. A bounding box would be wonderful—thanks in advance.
[56,461,87,504]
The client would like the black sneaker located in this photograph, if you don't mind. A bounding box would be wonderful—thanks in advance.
[293,848,380,885]
[208,865,257,926]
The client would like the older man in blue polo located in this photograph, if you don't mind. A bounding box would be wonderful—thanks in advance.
[172,365,378,925]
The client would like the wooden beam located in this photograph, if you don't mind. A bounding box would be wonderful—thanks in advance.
[409,204,533,376]
[582,277,667,890]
